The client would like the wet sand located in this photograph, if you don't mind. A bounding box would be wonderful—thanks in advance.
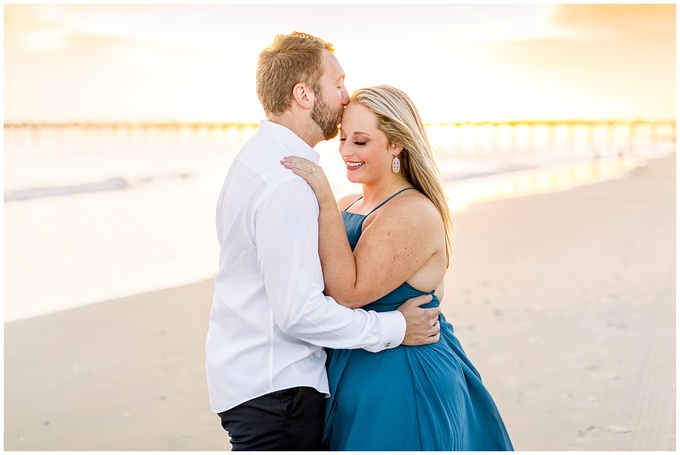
[4,155,675,450]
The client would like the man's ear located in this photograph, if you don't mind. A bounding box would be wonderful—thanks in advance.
[292,82,313,110]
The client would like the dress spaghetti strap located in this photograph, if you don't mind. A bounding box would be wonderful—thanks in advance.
[343,187,414,214]
[365,187,414,216]
[344,196,364,211]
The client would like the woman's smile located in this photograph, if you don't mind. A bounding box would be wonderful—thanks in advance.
[345,161,365,171]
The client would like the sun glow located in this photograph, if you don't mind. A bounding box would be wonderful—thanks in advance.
[4,4,676,124]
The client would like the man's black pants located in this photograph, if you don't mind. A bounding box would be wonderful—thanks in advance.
[218,387,325,451]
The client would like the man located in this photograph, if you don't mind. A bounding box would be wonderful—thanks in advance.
[206,32,441,451]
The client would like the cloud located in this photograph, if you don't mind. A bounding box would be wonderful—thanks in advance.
[4,4,675,122]
[549,4,675,41]
[460,4,676,120]
[4,4,73,51]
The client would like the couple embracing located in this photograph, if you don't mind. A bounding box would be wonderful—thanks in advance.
[205,31,513,451]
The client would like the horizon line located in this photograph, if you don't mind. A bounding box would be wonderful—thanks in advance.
[4,119,677,128]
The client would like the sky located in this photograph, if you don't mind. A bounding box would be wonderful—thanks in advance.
[3,3,677,123]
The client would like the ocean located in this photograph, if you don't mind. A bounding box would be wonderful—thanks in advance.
[3,121,674,322]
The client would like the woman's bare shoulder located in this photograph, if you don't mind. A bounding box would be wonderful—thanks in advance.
[380,190,444,236]
[366,190,443,238]
[392,190,441,220]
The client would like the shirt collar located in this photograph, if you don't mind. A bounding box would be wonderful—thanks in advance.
[258,120,320,164]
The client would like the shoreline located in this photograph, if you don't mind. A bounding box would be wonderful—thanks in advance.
[4,153,660,324]
[4,154,675,450]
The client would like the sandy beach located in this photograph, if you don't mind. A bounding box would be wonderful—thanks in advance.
[4,154,675,451]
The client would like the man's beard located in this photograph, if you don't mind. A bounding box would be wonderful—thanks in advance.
[311,88,343,140]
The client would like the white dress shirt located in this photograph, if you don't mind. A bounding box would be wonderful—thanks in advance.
[206,120,406,413]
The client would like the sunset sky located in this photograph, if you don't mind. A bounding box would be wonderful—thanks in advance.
[4,3,676,123]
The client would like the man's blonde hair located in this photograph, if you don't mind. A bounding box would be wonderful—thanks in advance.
[256,32,334,115]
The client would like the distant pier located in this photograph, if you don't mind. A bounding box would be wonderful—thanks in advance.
[4,120,676,159]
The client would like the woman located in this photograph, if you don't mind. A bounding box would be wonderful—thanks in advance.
[281,85,513,451]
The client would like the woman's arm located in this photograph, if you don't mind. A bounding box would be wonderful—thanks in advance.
[281,157,361,306]
[281,156,444,308]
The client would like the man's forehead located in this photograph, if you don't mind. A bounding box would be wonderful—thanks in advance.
[323,51,345,80]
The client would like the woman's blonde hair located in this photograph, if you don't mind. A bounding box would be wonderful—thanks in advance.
[256,32,334,115]
[352,85,454,266]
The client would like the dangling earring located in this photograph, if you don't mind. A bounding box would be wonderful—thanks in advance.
[392,155,401,173]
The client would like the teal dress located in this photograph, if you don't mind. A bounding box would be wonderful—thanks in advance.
[323,189,514,451]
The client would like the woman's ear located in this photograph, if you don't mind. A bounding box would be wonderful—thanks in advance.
[392,143,404,154]
[292,83,313,110]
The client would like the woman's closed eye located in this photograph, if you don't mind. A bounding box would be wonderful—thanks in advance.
[352,135,369,145]
[338,137,365,145]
